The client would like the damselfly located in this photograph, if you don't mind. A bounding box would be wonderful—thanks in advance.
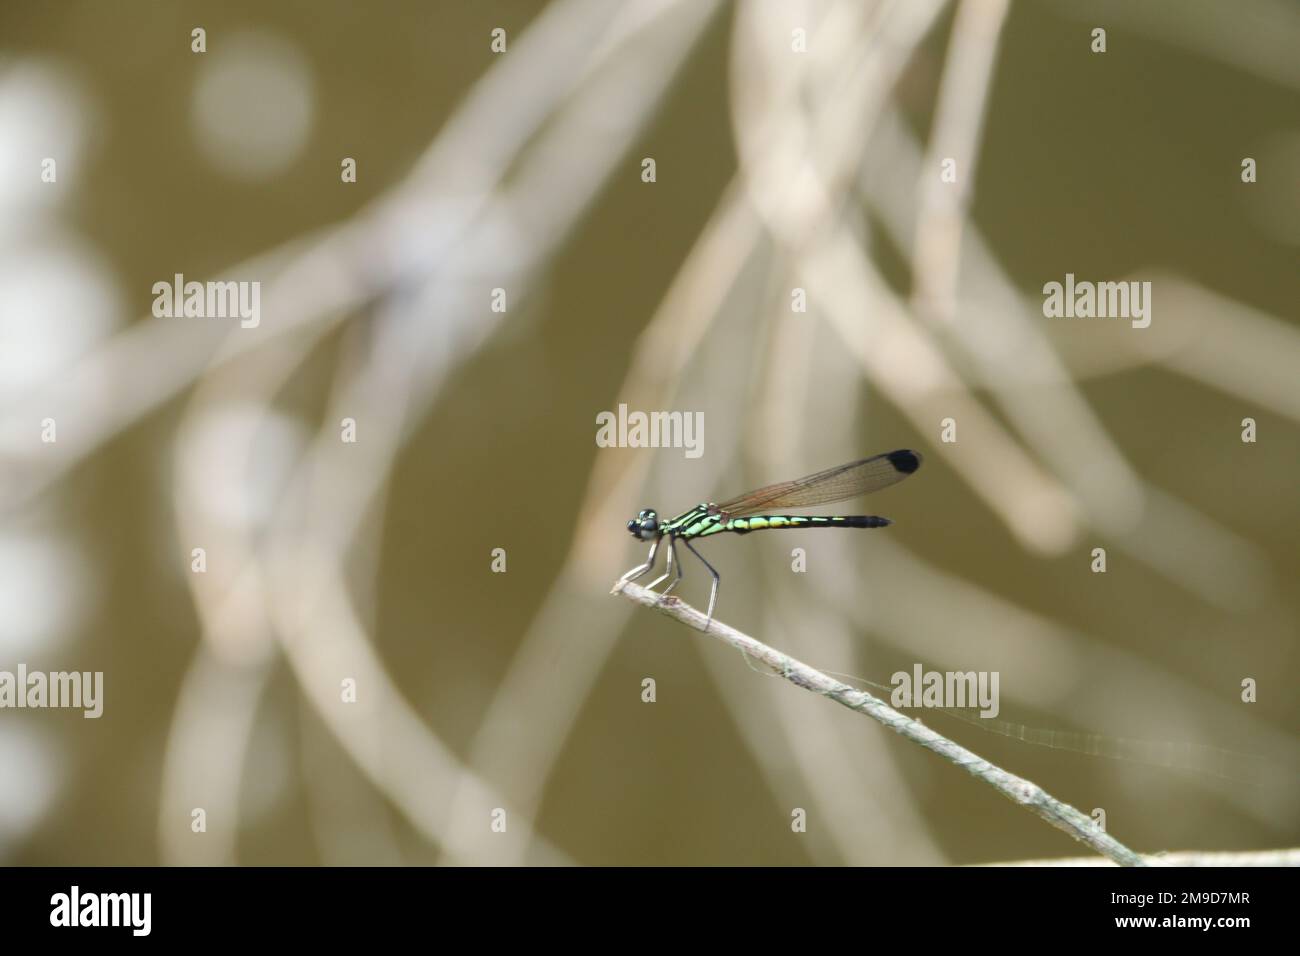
[619,449,922,628]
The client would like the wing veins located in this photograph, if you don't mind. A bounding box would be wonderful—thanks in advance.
[712,450,921,517]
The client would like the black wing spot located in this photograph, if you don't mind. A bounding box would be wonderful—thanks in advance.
[888,449,922,474]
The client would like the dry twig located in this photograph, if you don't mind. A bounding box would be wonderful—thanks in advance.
[613,579,1152,867]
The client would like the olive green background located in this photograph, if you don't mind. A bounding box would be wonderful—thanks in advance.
[1,0,1296,865]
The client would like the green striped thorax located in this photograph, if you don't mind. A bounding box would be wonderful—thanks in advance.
[627,504,730,540]
[627,504,718,541]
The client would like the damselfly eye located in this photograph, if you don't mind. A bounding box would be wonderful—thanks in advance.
[627,510,658,539]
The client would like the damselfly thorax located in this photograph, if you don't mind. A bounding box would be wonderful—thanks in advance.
[620,449,921,629]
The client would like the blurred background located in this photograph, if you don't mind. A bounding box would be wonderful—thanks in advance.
[0,0,1297,866]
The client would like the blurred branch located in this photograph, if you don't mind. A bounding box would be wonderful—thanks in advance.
[912,0,1011,328]
[990,847,1300,867]
[612,579,1152,867]
[150,0,719,866]
[726,0,953,866]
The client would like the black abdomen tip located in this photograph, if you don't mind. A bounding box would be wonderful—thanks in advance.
[888,449,922,474]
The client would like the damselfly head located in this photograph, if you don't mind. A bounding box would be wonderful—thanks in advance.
[627,509,659,540]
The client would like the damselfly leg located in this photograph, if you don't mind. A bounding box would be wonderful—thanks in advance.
[616,538,660,588]
[659,537,685,597]
[645,535,675,591]
[684,537,720,631]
